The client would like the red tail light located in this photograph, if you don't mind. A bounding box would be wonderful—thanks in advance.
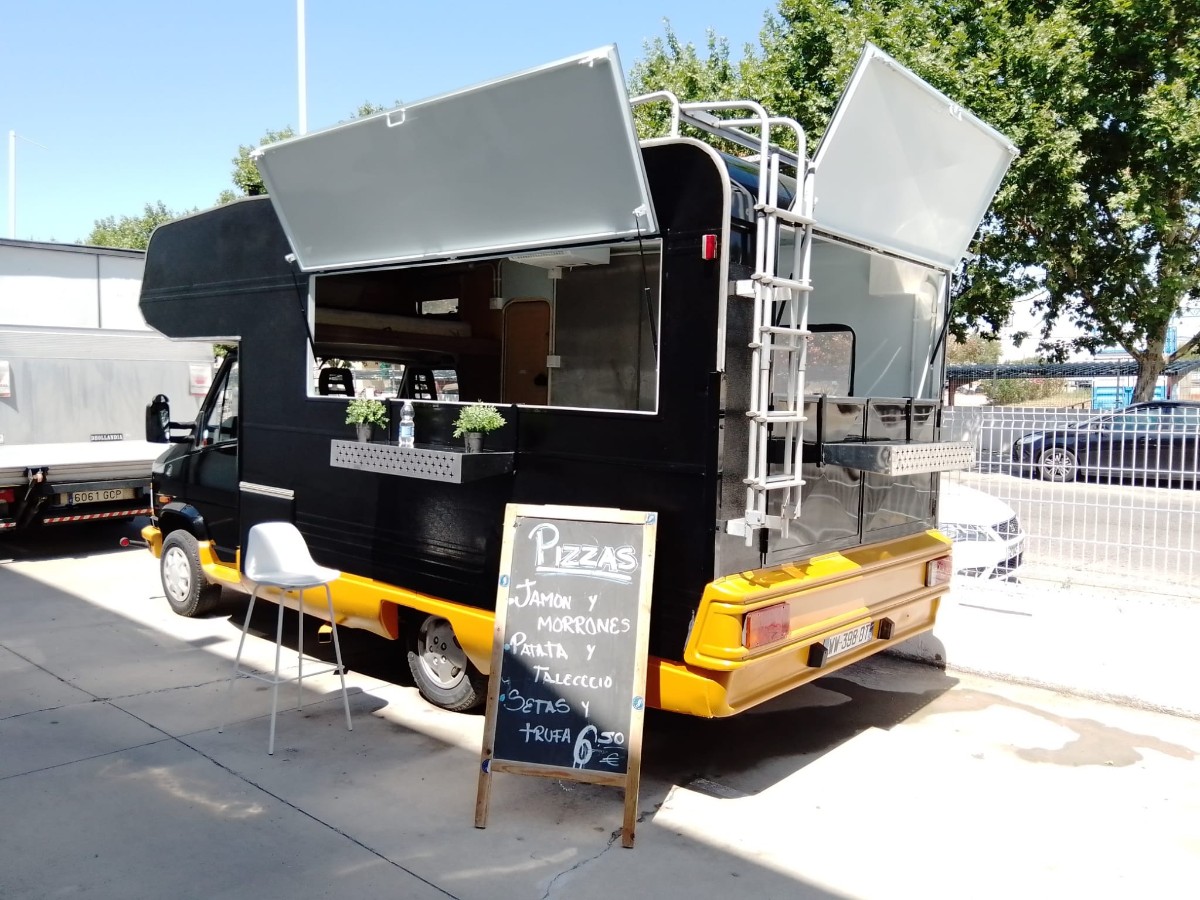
[744,602,791,650]
[926,556,953,586]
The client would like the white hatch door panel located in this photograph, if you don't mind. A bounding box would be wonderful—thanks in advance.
[254,45,658,271]
[813,43,1018,270]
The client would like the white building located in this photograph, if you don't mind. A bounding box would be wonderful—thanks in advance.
[0,238,148,329]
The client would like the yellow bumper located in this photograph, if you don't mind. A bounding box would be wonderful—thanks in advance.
[646,530,951,717]
[140,523,163,558]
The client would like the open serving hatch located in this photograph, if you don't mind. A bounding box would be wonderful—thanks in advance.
[813,43,1018,271]
[254,45,658,272]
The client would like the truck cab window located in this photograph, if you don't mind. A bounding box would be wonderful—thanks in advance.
[201,359,239,446]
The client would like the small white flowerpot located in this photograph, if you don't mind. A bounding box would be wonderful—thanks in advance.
[356,423,372,443]
[463,432,483,453]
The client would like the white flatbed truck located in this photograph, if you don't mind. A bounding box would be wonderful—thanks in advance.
[0,240,212,534]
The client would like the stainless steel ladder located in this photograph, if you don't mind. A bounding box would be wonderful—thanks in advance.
[630,93,816,545]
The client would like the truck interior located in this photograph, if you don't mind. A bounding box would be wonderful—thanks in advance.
[307,241,661,414]
[303,233,941,407]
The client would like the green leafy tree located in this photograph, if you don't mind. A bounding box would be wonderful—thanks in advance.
[84,200,190,250]
[979,376,1068,406]
[631,1,1200,402]
[946,334,1001,401]
[1018,1,1200,401]
[230,126,296,197]
[977,356,1067,406]
[947,335,1002,367]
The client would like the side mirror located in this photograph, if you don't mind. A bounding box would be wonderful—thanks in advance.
[145,394,193,444]
[146,394,171,443]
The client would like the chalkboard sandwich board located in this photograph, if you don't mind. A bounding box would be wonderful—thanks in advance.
[475,503,657,848]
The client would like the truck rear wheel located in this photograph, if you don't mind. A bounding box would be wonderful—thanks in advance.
[406,615,486,712]
[161,530,224,617]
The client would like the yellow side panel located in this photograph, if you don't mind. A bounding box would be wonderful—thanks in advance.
[144,524,495,668]
[142,525,950,718]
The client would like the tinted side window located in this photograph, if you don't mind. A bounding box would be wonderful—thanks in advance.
[201,360,239,446]
[785,326,854,397]
[1168,409,1200,433]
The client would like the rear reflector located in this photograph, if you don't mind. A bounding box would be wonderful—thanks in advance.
[0,487,14,503]
[926,556,953,586]
[744,602,790,650]
[701,234,718,260]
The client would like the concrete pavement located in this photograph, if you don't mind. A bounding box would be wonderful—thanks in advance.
[2,530,1199,899]
[895,561,1200,719]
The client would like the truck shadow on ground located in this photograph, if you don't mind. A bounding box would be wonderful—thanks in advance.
[219,592,418,691]
[2,559,855,900]
[0,518,150,562]
[222,591,963,794]
[640,665,959,796]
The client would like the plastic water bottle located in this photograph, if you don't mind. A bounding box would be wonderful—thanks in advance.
[398,401,415,448]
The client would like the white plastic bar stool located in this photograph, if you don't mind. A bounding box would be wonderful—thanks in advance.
[221,521,352,754]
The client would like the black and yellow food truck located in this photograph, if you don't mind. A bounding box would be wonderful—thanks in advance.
[137,44,1016,717]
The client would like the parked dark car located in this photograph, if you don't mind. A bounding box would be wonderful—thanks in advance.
[1012,400,1200,484]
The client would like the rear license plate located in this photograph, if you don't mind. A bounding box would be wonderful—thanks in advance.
[824,622,874,658]
[65,488,135,505]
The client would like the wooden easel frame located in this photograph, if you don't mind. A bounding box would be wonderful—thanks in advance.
[475,504,657,848]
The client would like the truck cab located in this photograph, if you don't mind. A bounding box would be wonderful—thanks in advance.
[139,44,1015,716]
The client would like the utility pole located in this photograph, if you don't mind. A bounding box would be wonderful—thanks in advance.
[7,131,14,238]
[297,0,308,134]
[7,131,48,239]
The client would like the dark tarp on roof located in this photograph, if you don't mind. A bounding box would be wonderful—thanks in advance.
[947,359,1200,381]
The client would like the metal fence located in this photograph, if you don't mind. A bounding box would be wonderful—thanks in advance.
[941,406,1199,595]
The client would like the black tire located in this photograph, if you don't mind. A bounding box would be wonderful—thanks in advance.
[406,615,486,712]
[1038,446,1077,482]
[160,530,224,617]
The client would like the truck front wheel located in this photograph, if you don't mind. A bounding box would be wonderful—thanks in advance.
[161,530,224,617]
[406,615,486,712]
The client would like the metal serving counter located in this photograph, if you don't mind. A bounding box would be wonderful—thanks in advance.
[329,440,514,484]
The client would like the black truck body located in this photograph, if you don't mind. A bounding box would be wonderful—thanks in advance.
[138,45,1015,716]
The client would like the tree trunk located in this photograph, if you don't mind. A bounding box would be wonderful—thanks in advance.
[1131,330,1168,403]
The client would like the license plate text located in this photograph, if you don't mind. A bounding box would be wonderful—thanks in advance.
[824,622,874,658]
[65,488,135,505]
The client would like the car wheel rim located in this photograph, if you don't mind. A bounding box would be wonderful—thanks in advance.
[417,618,466,689]
[163,546,191,603]
[1043,450,1071,478]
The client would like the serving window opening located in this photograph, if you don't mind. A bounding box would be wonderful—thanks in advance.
[772,231,947,400]
[305,239,662,413]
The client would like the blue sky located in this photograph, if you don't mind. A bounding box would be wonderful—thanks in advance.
[1,0,773,244]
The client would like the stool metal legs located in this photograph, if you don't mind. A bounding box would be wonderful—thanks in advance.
[323,583,354,734]
[221,583,353,755]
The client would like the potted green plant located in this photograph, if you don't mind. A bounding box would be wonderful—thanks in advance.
[345,397,389,442]
[452,403,506,453]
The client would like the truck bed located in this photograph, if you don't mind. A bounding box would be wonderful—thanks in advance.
[0,441,164,484]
